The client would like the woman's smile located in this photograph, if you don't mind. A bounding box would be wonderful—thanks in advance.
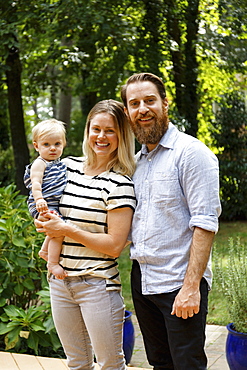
[89,112,118,159]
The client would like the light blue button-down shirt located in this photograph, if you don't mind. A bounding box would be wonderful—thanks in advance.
[130,122,221,295]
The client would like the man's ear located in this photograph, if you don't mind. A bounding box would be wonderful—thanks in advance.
[163,97,169,110]
[124,106,129,118]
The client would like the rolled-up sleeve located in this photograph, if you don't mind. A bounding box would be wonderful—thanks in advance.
[180,141,222,233]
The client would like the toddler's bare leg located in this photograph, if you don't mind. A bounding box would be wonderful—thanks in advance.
[47,236,67,279]
[38,236,49,261]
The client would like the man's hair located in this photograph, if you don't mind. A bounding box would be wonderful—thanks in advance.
[121,72,166,107]
[82,99,135,177]
[32,119,66,146]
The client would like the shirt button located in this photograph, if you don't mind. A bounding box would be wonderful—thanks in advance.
[148,158,152,162]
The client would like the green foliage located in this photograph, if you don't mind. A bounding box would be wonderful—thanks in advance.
[118,246,134,312]
[210,92,247,220]
[0,184,63,356]
[0,146,15,187]
[0,287,63,356]
[0,0,247,215]
[213,237,247,333]
[208,222,247,327]
[0,184,46,306]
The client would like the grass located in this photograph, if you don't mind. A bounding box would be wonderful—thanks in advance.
[118,221,247,326]
[208,221,247,326]
[118,245,134,311]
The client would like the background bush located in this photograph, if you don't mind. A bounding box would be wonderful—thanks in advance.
[213,237,247,333]
[211,92,247,221]
[0,184,64,357]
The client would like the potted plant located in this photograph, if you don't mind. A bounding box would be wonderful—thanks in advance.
[214,237,247,370]
[123,310,135,364]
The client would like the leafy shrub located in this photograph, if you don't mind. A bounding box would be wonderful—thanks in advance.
[0,184,64,356]
[0,145,15,187]
[213,237,247,333]
[210,92,247,220]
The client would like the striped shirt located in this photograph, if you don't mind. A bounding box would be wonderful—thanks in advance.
[24,157,67,218]
[59,156,136,291]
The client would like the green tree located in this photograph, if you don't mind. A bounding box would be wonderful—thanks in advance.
[0,0,246,207]
[218,0,247,72]
[15,0,138,149]
[0,2,30,194]
[134,0,163,76]
[164,0,200,137]
[211,92,247,220]
[0,0,57,193]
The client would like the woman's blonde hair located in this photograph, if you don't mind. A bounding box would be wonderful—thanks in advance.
[32,119,66,146]
[83,100,135,177]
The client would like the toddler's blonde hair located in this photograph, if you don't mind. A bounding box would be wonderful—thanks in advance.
[32,119,66,146]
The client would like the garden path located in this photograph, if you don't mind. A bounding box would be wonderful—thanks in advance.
[0,316,228,369]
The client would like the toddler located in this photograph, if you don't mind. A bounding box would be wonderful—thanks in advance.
[24,119,67,279]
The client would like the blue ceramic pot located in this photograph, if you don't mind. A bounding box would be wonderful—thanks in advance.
[123,310,135,364]
[226,323,247,370]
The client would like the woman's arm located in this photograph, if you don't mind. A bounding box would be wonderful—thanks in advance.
[35,207,133,258]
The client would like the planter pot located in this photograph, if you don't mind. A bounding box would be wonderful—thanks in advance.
[226,323,247,370]
[123,310,135,364]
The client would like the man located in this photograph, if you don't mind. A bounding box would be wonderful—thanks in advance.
[121,72,221,370]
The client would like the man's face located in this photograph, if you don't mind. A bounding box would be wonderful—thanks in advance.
[125,80,169,149]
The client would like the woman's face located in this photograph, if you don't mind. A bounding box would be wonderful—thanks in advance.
[88,112,119,160]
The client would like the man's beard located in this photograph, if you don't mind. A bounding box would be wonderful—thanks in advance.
[129,106,169,145]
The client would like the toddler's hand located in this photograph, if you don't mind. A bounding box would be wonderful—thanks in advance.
[36,198,48,213]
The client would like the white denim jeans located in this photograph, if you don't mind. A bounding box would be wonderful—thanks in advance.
[49,275,127,370]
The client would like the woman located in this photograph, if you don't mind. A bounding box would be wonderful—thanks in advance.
[35,100,136,370]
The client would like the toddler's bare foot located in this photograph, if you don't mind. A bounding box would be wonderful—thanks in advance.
[39,249,48,261]
[47,263,68,280]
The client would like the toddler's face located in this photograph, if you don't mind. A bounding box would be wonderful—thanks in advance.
[34,133,64,161]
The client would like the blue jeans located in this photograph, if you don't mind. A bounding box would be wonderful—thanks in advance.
[49,275,127,370]
[131,260,208,370]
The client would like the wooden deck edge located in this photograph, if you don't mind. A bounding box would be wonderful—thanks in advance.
[0,351,149,370]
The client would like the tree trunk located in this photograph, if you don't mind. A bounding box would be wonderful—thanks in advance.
[58,37,72,129]
[58,87,72,126]
[135,0,163,76]
[0,86,10,150]
[165,0,199,137]
[58,88,72,146]
[6,47,29,195]
[183,0,200,137]
[80,91,97,118]
[165,1,184,114]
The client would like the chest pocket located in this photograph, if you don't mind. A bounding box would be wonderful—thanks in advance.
[151,170,181,208]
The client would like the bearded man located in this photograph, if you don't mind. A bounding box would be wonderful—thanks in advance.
[121,72,221,370]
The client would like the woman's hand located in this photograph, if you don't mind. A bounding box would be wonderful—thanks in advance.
[35,212,66,238]
[35,207,134,258]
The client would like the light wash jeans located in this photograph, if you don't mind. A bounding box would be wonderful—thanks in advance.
[49,275,127,370]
